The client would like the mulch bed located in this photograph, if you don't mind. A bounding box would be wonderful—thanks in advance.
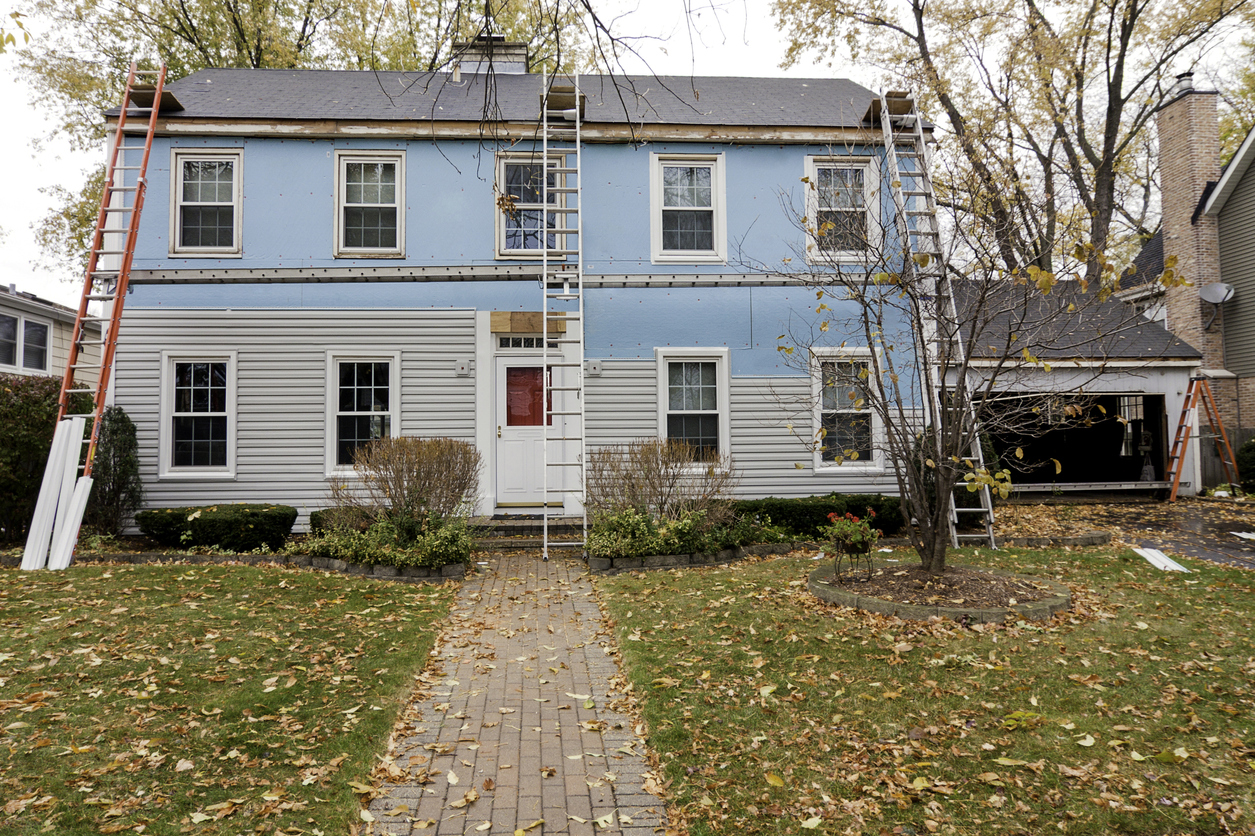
[832,562,1055,609]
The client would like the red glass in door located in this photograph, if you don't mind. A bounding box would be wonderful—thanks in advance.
[505,367,552,426]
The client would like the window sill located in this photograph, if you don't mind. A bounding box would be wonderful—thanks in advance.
[812,461,884,474]
[652,252,726,265]
[332,251,405,259]
[804,250,875,266]
[158,470,237,481]
[169,250,243,258]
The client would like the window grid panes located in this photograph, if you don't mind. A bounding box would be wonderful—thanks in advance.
[821,360,872,462]
[342,161,398,250]
[1120,395,1145,456]
[661,165,714,252]
[337,361,391,465]
[0,314,17,366]
[816,166,867,253]
[172,361,228,468]
[179,159,235,249]
[22,321,48,371]
[502,162,557,251]
[666,361,719,455]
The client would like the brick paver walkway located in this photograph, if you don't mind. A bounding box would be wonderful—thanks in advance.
[368,552,667,836]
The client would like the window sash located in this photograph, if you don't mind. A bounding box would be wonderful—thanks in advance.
[336,360,391,465]
[501,161,557,251]
[666,360,720,454]
[814,165,868,253]
[341,159,399,248]
[661,164,714,252]
[171,361,228,468]
[177,157,237,250]
[0,314,17,366]
[819,359,873,462]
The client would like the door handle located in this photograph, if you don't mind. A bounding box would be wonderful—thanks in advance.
[497,426,502,438]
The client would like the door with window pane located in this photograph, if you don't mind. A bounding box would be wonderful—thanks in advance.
[495,358,565,507]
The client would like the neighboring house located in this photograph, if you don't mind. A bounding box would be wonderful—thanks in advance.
[109,42,924,526]
[1125,72,1255,459]
[953,282,1202,493]
[0,284,100,388]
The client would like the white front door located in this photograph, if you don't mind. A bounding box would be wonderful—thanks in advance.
[495,358,548,507]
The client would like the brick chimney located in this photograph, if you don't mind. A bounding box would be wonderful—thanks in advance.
[1156,71,1238,426]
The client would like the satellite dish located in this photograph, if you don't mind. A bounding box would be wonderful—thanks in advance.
[1199,283,1235,304]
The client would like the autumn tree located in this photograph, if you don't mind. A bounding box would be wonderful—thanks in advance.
[773,0,1250,278]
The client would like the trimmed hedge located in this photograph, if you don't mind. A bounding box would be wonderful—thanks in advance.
[308,506,372,535]
[731,493,903,538]
[135,504,298,551]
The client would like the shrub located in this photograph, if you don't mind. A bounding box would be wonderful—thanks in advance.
[729,494,903,538]
[135,504,298,551]
[327,437,481,544]
[586,438,739,524]
[1236,436,1255,493]
[84,406,144,535]
[309,506,371,535]
[302,516,471,568]
[0,374,92,543]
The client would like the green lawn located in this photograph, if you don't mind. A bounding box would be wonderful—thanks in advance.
[0,561,455,835]
[596,546,1255,836]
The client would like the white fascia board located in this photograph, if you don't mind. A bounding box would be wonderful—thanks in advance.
[1204,123,1255,216]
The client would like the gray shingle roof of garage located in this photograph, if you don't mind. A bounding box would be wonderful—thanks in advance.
[953,281,1201,361]
[154,68,877,127]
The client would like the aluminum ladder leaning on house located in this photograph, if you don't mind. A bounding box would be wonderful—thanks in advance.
[22,64,168,571]
[539,76,587,561]
[877,91,997,549]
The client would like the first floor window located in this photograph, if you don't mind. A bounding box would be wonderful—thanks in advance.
[0,313,51,372]
[336,360,391,465]
[656,349,729,458]
[172,150,242,254]
[336,152,404,256]
[172,360,228,467]
[819,357,873,463]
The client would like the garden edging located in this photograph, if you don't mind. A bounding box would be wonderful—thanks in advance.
[587,542,812,574]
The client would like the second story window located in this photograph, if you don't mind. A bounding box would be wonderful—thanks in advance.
[335,152,405,257]
[650,154,726,264]
[497,157,558,255]
[806,157,879,261]
[171,150,242,256]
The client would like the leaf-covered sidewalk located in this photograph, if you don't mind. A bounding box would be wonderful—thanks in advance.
[368,552,667,836]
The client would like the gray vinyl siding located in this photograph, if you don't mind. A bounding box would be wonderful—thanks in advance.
[114,308,476,527]
[1219,165,1255,376]
[584,360,900,499]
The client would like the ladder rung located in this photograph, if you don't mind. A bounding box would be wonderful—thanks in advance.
[102,207,133,213]
[545,362,583,368]
[85,294,118,301]
[547,410,583,416]
[546,462,584,467]
[112,166,142,171]
[547,386,583,392]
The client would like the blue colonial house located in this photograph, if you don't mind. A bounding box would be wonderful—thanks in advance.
[108,41,921,527]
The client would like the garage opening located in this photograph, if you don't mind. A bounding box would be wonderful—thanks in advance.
[982,393,1169,490]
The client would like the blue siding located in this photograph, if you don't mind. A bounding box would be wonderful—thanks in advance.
[135,138,892,273]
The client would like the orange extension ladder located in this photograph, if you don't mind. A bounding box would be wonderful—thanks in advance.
[1167,376,1240,500]
[22,63,167,571]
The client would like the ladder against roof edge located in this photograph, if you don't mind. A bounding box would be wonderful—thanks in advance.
[540,76,587,561]
[22,63,168,571]
[876,91,997,550]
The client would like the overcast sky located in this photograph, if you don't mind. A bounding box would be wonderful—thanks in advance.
[0,0,845,308]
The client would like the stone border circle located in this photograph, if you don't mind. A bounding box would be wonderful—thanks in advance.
[808,562,1071,623]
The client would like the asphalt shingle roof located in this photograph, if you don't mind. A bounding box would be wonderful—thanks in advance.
[155,68,877,128]
[954,280,1200,361]
[1121,230,1163,291]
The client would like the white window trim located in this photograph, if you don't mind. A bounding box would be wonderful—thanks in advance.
[811,347,883,472]
[169,148,243,257]
[494,153,565,259]
[650,153,727,264]
[324,351,402,477]
[804,155,880,264]
[654,347,731,456]
[333,151,406,258]
[158,351,238,480]
[0,311,53,375]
